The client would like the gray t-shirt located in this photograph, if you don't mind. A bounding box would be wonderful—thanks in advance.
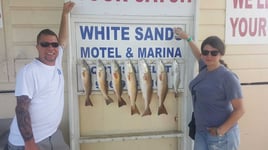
[189,60,243,131]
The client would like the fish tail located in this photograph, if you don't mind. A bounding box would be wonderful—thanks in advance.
[142,107,152,117]
[118,97,127,107]
[85,97,93,106]
[131,104,140,115]
[105,96,114,105]
[174,91,179,98]
[158,104,168,115]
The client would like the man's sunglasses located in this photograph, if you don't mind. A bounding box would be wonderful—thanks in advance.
[39,42,59,48]
[201,50,220,56]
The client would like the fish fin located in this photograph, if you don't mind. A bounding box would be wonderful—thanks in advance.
[174,91,179,98]
[105,96,114,105]
[142,107,152,117]
[118,97,127,107]
[85,97,93,106]
[158,104,168,115]
[131,105,140,115]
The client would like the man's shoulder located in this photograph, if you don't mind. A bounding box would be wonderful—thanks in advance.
[18,59,40,74]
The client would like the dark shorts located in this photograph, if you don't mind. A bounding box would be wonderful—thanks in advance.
[8,129,69,150]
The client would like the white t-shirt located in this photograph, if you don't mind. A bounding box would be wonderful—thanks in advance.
[8,47,64,145]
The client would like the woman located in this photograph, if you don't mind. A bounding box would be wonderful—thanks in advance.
[174,27,245,150]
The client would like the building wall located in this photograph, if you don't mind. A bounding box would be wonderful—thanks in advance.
[0,0,268,149]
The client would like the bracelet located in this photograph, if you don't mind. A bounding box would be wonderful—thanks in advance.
[187,37,192,42]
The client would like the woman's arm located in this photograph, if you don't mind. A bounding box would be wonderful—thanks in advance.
[174,27,201,60]
[217,98,245,135]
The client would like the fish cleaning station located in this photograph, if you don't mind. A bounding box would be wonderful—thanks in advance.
[68,0,196,150]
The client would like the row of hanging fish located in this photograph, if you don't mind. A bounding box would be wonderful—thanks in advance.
[80,59,182,116]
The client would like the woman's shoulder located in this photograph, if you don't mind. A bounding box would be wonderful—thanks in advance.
[220,67,241,85]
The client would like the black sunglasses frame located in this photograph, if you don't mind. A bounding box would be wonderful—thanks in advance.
[39,42,59,48]
[201,50,220,56]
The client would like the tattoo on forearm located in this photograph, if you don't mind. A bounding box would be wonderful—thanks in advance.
[15,95,33,141]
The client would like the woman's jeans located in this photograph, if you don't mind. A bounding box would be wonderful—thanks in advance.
[194,125,240,150]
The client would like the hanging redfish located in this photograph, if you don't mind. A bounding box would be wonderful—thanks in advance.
[172,59,181,98]
[157,60,168,115]
[96,59,113,105]
[138,59,153,117]
[125,60,140,115]
[111,60,126,107]
[81,59,93,106]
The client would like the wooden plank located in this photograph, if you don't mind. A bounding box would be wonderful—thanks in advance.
[0,62,8,82]
[80,131,183,144]
[224,55,268,69]
[11,10,61,25]
[198,25,225,40]
[200,0,225,9]
[9,0,63,7]
[226,45,268,55]
[200,10,225,25]
[233,69,268,83]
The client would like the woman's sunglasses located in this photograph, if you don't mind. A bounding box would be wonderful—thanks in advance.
[39,42,59,48]
[201,50,220,56]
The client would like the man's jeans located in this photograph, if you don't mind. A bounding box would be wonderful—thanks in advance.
[7,129,69,150]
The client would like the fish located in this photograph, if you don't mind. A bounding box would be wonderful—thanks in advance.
[81,59,93,106]
[138,59,153,117]
[111,60,126,107]
[172,59,181,98]
[157,60,168,115]
[124,60,140,115]
[96,59,113,105]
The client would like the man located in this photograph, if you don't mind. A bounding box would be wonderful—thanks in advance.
[7,2,75,150]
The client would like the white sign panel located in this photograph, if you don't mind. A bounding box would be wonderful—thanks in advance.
[75,23,186,91]
[225,0,268,44]
[0,1,3,28]
[71,0,195,16]
[75,23,184,60]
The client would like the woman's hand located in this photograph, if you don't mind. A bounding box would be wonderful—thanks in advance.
[174,27,190,40]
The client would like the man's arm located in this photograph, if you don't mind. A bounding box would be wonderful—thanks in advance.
[16,95,39,150]
[58,1,75,49]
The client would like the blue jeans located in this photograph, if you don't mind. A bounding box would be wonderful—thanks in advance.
[194,125,240,150]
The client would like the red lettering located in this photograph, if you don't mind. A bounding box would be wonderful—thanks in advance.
[230,17,267,37]
[104,0,128,1]
[233,0,252,9]
[245,0,252,8]
[258,18,267,36]
[248,18,258,36]
[239,18,247,37]
[135,0,191,2]
[257,0,268,8]
[230,18,239,36]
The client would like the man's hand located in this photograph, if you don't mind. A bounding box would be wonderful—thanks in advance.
[25,139,40,150]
